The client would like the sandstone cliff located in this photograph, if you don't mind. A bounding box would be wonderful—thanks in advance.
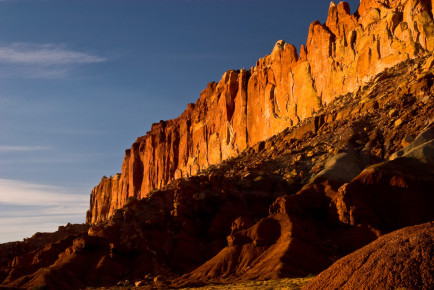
[2,50,434,289]
[88,0,434,223]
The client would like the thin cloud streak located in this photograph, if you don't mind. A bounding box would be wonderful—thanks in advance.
[0,145,52,152]
[0,178,88,242]
[0,43,105,65]
[0,178,88,206]
[0,43,106,79]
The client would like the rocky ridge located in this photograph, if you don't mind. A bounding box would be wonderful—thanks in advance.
[1,1,434,289]
[1,51,433,289]
[88,0,434,223]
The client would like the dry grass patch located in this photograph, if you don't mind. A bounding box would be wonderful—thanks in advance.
[176,276,315,290]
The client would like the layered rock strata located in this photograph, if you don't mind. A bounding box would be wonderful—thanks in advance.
[2,53,434,288]
[88,0,434,223]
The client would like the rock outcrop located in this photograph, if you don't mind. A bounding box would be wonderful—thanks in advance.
[303,221,434,290]
[1,173,288,289]
[0,224,89,269]
[173,122,434,285]
[0,224,89,289]
[3,1,434,289]
[88,0,434,223]
[2,51,434,288]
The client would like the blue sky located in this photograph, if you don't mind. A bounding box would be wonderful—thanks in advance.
[0,0,360,242]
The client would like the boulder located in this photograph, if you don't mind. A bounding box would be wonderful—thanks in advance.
[311,150,362,184]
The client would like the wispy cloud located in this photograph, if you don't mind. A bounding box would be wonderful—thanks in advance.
[0,178,88,242]
[0,145,52,152]
[0,43,105,65]
[0,43,106,78]
[0,178,87,206]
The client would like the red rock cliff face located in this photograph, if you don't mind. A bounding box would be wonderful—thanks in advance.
[87,0,434,223]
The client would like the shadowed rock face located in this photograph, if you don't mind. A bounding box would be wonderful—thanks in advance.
[0,174,289,289]
[1,50,434,288]
[0,224,89,269]
[2,1,434,289]
[173,145,434,286]
[0,224,90,289]
[303,221,434,290]
[88,0,434,224]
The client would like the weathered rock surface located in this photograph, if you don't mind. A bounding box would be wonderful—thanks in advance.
[2,51,434,288]
[2,1,434,289]
[1,168,291,289]
[303,221,434,290]
[174,138,434,285]
[0,223,88,269]
[170,55,434,286]
[88,0,434,223]
[0,224,89,289]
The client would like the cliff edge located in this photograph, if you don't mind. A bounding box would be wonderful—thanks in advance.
[88,0,434,223]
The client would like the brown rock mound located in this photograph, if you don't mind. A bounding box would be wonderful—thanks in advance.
[0,223,88,269]
[3,52,434,289]
[173,213,332,286]
[304,222,434,290]
[0,172,286,289]
[3,2,434,288]
[172,122,434,286]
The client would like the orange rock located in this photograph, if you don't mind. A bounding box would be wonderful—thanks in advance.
[88,0,434,223]
[326,2,357,39]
